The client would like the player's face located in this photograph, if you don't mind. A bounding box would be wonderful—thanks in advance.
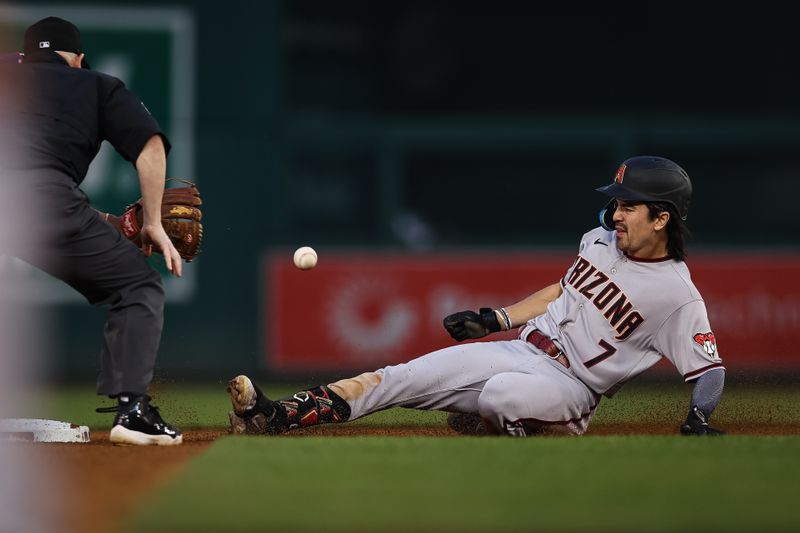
[611,200,668,258]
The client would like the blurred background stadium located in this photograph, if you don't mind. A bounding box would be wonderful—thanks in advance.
[1,0,798,386]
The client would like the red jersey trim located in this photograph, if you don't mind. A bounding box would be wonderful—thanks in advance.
[683,363,725,381]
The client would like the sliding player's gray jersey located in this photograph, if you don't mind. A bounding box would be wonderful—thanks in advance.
[520,227,724,396]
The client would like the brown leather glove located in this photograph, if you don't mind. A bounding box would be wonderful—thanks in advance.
[105,178,203,262]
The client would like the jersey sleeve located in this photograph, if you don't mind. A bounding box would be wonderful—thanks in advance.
[580,227,614,251]
[654,300,724,381]
[561,227,611,287]
[98,75,171,163]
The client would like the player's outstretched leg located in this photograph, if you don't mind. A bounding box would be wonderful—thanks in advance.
[227,375,351,435]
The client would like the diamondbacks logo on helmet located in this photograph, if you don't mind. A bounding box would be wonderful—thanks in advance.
[614,163,626,184]
[693,332,719,359]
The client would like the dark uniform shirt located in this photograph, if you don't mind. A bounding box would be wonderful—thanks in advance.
[3,50,170,185]
[0,50,171,245]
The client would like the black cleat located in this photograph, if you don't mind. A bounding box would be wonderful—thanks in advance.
[106,395,183,446]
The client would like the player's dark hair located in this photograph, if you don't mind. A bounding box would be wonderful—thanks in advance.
[646,202,690,261]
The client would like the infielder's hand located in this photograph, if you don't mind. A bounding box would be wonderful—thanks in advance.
[102,179,203,262]
[443,308,501,342]
[140,223,183,277]
[679,406,725,436]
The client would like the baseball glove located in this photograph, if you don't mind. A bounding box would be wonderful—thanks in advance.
[105,178,203,262]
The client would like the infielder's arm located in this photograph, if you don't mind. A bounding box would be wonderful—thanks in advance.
[91,135,168,231]
[496,282,563,330]
[136,134,167,227]
[135,134,182,276]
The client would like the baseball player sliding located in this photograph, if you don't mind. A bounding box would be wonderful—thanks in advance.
[229,156,725,436]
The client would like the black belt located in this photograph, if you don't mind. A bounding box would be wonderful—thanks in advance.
[526,330,570,369]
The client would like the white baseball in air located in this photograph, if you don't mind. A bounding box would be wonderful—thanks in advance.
[293,246,318,270]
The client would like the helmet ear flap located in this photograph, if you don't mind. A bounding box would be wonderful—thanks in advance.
[599,199,616,231]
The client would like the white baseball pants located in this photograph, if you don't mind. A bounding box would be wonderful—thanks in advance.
[341,339,600,436]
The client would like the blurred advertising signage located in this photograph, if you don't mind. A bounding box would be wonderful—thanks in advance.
[265,252,800,372]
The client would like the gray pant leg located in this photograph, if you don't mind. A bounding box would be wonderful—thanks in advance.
[477,364,600,435]
[15,207,164,397]
[346,339,539,420]
[95,268,164,395]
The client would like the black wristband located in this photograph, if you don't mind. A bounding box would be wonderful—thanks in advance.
[478,308,502,333]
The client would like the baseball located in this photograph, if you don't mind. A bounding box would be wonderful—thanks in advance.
[293,246,318,270]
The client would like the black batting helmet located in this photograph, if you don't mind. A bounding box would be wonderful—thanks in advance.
[596,155,692,231]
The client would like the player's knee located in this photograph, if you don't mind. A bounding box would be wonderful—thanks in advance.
[477,374,524,424]
[139,266,165,298]
[145,271,165,309]
[144,265,164,289]
[478,374,575,436]
[118,266,164,312]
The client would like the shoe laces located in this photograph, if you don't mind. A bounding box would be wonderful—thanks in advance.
[95,394,158,415]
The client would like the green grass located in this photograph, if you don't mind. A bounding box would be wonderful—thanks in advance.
[19,383,449,430]
[129,435,800,532]
[19,383,234,430]
[21,380,800,430]
[18,380,798,531]
[593,381,800,424]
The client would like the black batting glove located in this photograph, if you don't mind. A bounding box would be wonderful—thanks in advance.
[680,406,725,436]
[443,308,502,342]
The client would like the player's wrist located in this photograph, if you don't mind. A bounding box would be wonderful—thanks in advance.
[495,308,513,331]
[140,220,163,232]
[141,211,161,226]
[478,308,502,333]
[493,310,505,330]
